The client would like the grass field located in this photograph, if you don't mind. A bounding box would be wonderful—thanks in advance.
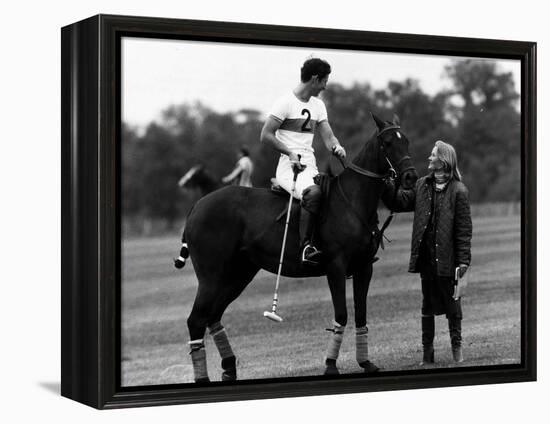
[121,213,521,386]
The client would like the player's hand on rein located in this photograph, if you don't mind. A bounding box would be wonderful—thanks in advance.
[332,144,346,159]
[458,264,468,278]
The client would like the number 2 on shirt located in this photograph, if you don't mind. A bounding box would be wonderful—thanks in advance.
[301,109,312,132]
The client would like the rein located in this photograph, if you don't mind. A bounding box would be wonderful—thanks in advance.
[343,162,387,179]
[333,125,407,249]
[334,176,381,243]
[334,170,395,249]
[334,124,404,180]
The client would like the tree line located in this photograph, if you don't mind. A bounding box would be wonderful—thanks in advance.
[122,59,520,233]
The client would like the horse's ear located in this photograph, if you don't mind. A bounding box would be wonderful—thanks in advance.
[392,113,400,126]
[371,113,385,131]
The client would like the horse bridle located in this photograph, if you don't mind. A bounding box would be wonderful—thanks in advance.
[337,125,414,183]
[334,124,415,248]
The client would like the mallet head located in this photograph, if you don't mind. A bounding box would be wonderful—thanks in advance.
[263,311,283,322]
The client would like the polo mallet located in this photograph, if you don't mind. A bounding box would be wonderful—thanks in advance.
[263,156,302,322]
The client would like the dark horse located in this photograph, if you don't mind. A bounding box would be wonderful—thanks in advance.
[178,164,221,195]
[176,114,418,382]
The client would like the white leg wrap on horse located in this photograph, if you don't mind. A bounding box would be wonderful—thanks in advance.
[326,321,345,361]
[208,322,234,359]
[355,326,369,364]
[188,339,208,381]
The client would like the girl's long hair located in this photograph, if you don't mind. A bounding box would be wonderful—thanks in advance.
[435,140,462,181]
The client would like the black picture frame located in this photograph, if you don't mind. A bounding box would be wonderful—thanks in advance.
[61,14,537,409]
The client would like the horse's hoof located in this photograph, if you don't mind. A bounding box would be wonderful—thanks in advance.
[359,360,380,373]
[324,365,340,376]
[195,377,210,383]
[221,369,237,381]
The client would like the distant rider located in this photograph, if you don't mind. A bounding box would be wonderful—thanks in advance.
[222,146,254,187]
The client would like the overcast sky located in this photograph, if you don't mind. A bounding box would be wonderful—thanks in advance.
[122,37,521,129]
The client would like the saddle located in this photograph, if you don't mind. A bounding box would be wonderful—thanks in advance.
[270,178,301,222]
[270,174,332,198]
[270,174,331,222]
[269,178,293,197]
[270,174,379,272]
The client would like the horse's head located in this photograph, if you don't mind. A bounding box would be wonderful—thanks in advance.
[178,164,206,190]
[372,113,418,190]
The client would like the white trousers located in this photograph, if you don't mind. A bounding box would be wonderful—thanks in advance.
[275,152,318,200]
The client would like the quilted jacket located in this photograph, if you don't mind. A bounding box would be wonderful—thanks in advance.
[384,174,472,277]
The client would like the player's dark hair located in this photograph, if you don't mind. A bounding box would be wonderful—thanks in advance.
[240,146,250,157]
[300,58,331,83]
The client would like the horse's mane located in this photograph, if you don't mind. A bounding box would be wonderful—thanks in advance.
[352,127,379,168]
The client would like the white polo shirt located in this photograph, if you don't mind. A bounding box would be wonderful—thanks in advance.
[269,91,328,154]
[269,92,328,199]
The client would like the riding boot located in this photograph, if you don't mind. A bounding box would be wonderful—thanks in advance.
[420,315,435,365]
[448,317,463,363]
[300,208,322,265]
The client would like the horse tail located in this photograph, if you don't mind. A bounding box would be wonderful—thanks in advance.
[174,200,201,270]
[174,229,190,269]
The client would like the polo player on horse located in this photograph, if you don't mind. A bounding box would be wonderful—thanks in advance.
[261,57,346,265]
[175,57,419,382]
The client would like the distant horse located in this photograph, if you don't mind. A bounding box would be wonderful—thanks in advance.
[178,164,221,196]
[176,114,418,382]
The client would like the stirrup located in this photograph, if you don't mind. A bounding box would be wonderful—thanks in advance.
[301,244,322,265]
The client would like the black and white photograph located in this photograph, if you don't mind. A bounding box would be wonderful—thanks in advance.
[4,0,547,421]
[120,36,523,386]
